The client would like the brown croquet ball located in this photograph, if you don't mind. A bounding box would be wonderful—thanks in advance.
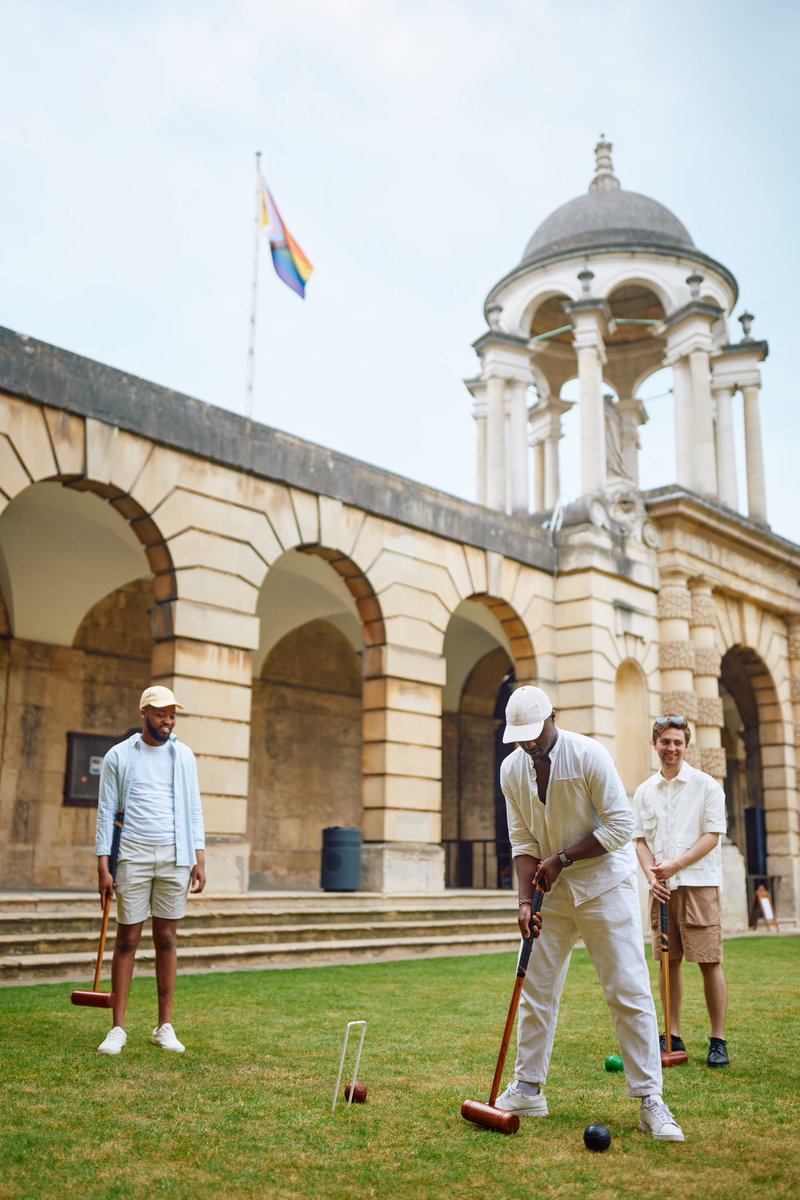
[345,1081,367,1103]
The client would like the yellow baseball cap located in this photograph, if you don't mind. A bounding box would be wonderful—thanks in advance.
[139,685,183,711]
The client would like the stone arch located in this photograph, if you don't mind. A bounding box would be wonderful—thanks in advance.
[615,659,651,795]
[300,544,386,653]
[248,618,362,889]
[0,470,173,889]
[601,269,673,316]
[720,644,788,899]
[466,594,536,685]
[442,593,537,890]
[442,646,516,889]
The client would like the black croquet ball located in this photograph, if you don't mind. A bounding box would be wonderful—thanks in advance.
[583,1123,612,1152]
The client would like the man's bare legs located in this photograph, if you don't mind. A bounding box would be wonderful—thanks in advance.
[152,916,179,1027]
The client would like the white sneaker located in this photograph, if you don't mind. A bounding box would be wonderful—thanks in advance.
[639,1095,685,1141]
[151,1023,185,1053]
[97,1026,127,1056]
[494,1081,548,1116]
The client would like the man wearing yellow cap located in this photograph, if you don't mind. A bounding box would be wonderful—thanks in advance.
[94,685,206,1056]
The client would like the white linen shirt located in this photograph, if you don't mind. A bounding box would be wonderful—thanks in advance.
[501,728,637,905]
[632,760,726,888]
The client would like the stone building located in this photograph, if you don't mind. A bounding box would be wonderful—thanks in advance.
[0,141,797,933]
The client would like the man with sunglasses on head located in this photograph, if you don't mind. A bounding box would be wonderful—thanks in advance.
[633,715,729,1068]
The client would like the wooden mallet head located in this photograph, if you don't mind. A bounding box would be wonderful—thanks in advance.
[71,990,116,1008]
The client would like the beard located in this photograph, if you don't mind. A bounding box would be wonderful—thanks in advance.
[145,715,171,744]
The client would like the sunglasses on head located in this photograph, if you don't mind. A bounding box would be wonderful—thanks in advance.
[654,715,688,727]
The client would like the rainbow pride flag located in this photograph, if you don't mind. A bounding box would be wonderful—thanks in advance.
[259,176,313,299]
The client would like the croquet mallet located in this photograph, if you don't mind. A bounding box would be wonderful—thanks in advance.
[659,899,688,1067]
[71,806,124,1009]
[461,885,545,1134]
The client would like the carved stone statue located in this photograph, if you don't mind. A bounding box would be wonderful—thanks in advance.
[604,395,629,481]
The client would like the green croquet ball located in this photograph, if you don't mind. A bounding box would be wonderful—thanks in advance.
[604,1054,624,1072]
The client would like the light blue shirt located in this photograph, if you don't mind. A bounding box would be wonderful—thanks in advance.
[95,731,205,868]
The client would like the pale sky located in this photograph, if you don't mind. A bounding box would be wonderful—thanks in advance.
[2,0,799,542]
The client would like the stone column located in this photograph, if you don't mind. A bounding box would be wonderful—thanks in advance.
[471,385,488,506]
[788,618,800,756]
[151,605,258,893]
[743,383,768,523]
[507,379,530,515]
[573,315,607,494]
[689,578,726,783]
[688,348,719,495]
[529,396,573,512]
[361,650,446,892]
[712,384,738,509]
[485,374,506,511]
[657,568,698,760]
[671,359,693,489]
[532,439,546,511]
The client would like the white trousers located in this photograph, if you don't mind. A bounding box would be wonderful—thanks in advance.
[515,872,662,1097]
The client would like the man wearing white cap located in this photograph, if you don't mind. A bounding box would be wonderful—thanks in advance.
[94,685,206,1056]
[494,686,684,1142]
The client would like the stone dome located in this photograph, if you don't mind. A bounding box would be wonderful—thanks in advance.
[521,140,694,267]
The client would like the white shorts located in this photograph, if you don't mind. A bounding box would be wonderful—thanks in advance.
[115,840,191,925]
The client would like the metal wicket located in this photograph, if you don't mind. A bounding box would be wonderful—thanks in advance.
[332,1019,367,1111]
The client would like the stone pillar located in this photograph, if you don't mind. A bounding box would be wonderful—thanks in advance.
[532,439,546,512]
[657,569,698,761]
[507,379,530,515]
[712,384,738,509]
[788,618,800,756]
[574,321,607,494]
[361,647,446,892]
[689,578,725,783]
[671,359,693,489]
[743,383,768,523]
[471,385,488,506]
[688,348,719,495]
[151,606,258,893]
[485,374,506,511]
[529,396,573,513]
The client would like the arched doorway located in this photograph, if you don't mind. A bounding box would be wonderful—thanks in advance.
[720,645,781,913]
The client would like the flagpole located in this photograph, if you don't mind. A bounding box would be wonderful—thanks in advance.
[245,150,262,418]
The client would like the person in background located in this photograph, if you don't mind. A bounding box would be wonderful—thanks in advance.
[633,714,729,1068]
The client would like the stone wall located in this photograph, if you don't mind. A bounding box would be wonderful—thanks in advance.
[247,620,362,889]
[0,579,151,888]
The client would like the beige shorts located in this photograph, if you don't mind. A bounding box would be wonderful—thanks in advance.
[650,886,723,964]
[115,840,191,925]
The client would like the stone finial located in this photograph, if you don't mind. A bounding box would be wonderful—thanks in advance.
[738,310,754,341]
[589,135,620,192]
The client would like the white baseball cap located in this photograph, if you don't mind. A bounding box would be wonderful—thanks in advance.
[503,686,553,743]
[139,685,183,711]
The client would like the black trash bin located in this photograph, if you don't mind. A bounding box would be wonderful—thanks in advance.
[321,826,362,892]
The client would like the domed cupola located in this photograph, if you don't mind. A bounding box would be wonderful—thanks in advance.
[466,140,769,531]
[521,138,694,267]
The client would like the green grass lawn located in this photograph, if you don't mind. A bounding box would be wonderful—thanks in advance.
[1,936,798,1200]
